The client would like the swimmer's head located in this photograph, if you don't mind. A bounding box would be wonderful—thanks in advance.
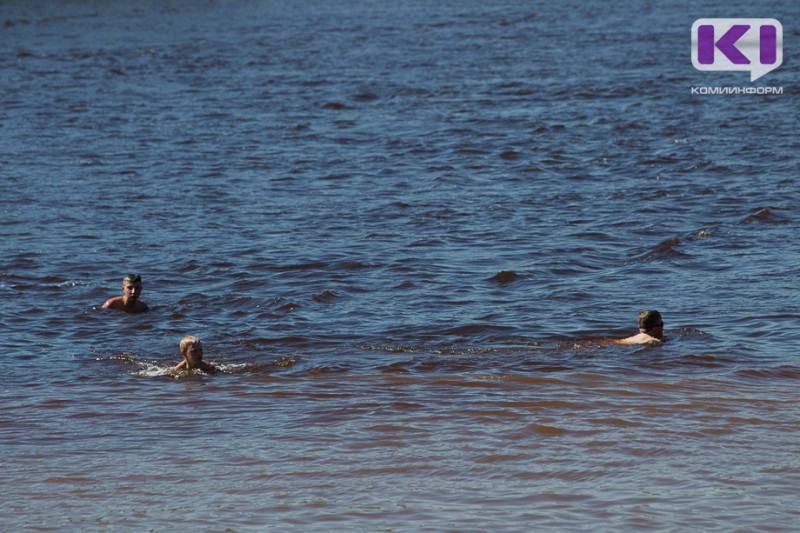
[637,310,664,337]
[180,335,201,354]
[122,273,143,299]
[180,336,204,368]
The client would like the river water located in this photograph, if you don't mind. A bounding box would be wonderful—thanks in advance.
[2,0,799,531]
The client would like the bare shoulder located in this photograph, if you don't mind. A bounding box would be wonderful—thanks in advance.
[102,296,123,310]
[618,333,661,345]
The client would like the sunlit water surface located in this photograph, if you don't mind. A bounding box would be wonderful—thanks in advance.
[2,0,799,531]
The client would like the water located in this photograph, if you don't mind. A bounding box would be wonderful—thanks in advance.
[2,0,799,531]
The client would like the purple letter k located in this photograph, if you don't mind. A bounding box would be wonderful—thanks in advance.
[697,24,751,64]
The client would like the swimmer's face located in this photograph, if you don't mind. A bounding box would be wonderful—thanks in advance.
[122,281,143,300]
[183,343,204,367]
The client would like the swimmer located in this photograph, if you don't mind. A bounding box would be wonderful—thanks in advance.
[618,310,664,344]
[173,336,216,373]
[102,273,148,313]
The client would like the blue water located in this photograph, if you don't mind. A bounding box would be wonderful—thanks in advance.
[2,0,799,531]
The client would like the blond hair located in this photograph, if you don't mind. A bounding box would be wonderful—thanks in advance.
[123,273,142,284]
[180,335,201,354]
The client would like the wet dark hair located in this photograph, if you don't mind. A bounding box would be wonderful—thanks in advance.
[638,310,663,333]
[123,273,142,284]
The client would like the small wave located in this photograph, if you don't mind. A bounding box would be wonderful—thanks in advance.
[640,155,679,165]
[629,237,689,264]
[734,366,800,381]
[236,336,313,348]
[212,362,250,373]
[675,326,712,338]
[56,280,85,287]
[308,363,352,374]
[43,476,94,484]
[219,358,299,374]
[359,344,506,357]
[277,301,299,312]
[262,296,300,312]
[498,12,539,26]
[358,344,423,354]
[651,238,684,255]
[108,353,212,378]
[687,228,712,240]
[352,91,379,102]
[312,290,339,302]
[132,364,175,377]
[527,423,568,436]
[130,360,266,377]
[488,270,520,285]
[674,354,731,368]
[499,150,522,160]
[740,206,789,225]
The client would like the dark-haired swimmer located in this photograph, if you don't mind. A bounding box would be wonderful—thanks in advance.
[173,336,216,373]
[617,310,664,344]
[102,273,148,313]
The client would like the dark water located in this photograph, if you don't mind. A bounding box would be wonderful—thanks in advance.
[2,0,799,530]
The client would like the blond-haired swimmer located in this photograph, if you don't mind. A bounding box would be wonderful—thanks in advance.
[174,336,216,373]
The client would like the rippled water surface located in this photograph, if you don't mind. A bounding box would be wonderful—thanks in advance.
[2,0,799,531]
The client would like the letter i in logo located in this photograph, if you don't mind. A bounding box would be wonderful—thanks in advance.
[692,19,783,81]
[760,25,777,64]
